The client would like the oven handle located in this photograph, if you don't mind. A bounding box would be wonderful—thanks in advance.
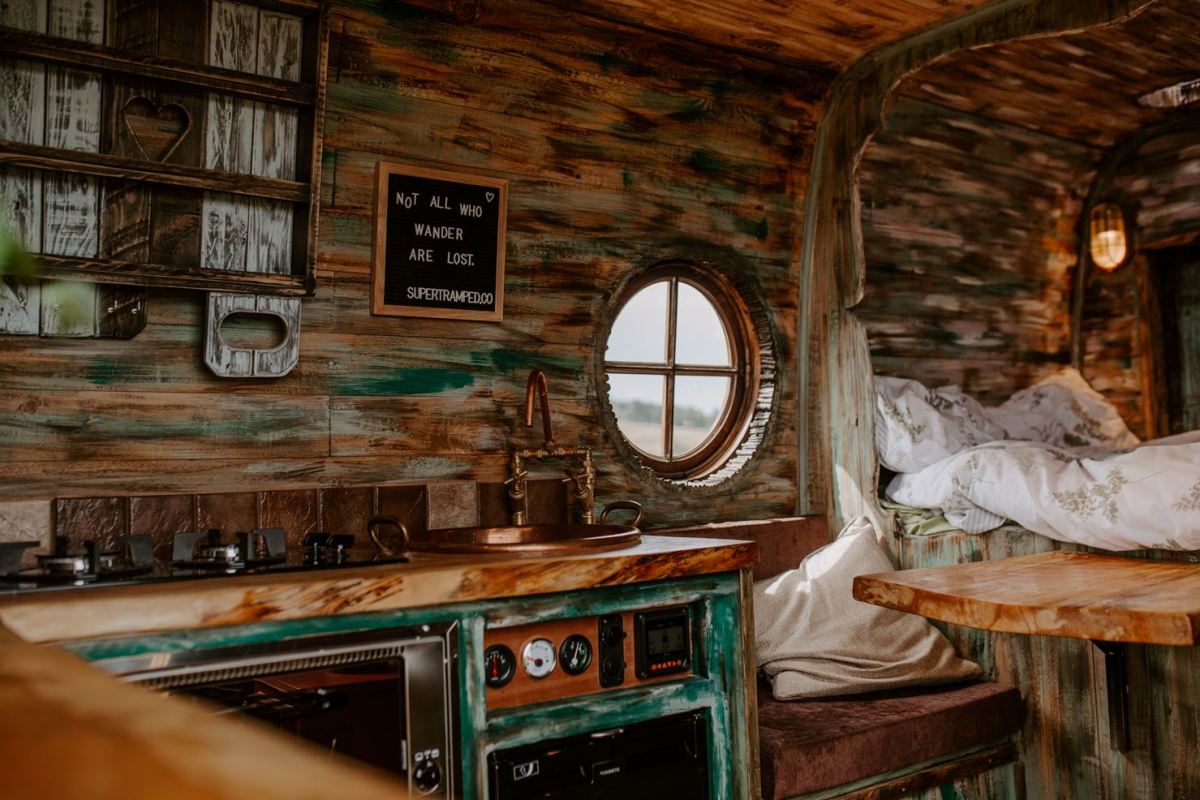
[229,685,348,724]
[589,727,625,739]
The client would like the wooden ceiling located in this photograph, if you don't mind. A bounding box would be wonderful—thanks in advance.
[898,0,1200,148]
[554,0,999,72]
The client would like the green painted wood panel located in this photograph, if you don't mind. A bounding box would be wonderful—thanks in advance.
[69,572,749,800]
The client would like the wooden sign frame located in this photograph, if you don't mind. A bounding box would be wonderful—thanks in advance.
[371,162,507,322]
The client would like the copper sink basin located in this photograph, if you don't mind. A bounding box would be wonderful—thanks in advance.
[406,523,641,555]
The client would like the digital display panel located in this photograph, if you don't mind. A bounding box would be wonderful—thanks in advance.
[635,607,691,679]
[648,624,686,656]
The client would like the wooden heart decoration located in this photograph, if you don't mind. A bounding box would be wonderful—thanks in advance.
[122,96,191,162]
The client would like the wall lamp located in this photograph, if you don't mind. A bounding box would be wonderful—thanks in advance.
[1088,202,1130,272]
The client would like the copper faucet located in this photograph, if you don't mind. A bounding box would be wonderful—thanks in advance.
[524,369,554,447]
[508,370,595,525]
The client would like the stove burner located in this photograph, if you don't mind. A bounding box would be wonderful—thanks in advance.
[0,538,154,586]
[37,552,93,577]
[172,529,287,571]
[1,523,409,594]
[195,542,243,566]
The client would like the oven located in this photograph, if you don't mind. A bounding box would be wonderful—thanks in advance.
[98,624,458,797]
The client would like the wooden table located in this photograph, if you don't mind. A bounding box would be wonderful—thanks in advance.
[853,550,1200,750]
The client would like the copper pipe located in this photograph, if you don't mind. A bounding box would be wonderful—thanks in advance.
[524,369,554,447]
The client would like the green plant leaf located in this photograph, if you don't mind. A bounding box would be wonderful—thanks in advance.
[0,227,40,278]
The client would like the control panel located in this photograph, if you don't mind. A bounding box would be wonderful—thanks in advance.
[597,614,626,688]
[483,606,695,711]
[634,607,691,679]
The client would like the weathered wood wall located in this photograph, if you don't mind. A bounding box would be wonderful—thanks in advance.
[857,96,1098,403]
[796,0,1151,528]
[0,0,816,531]
[1112,128,1200,250]
[1079,125,1200,438]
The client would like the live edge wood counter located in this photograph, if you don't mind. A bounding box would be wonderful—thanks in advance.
[853,550,1200,646]
[0,535,755,644]
[853,549,1200,753]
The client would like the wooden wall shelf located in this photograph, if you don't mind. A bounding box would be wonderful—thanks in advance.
[0,31,317,106]
[35,255,311,295]
[0,0,330,297]
[0,142,310,203]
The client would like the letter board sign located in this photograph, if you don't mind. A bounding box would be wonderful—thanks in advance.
[372,162,507,321]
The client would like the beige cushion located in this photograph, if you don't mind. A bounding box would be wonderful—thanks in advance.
[754,517,980,699]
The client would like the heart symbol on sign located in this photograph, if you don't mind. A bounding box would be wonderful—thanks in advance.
[122,96,191,162]
[485,192,495,203]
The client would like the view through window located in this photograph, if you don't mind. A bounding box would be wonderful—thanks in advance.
[603,267,756,478]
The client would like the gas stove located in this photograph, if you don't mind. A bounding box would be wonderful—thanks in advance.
[0,528,408,594]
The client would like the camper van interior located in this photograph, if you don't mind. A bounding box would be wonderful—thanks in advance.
[0,0,1197,798]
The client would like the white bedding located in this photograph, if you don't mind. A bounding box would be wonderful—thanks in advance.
[886,440,1200,551]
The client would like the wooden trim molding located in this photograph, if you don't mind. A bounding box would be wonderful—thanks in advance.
[810,741,1017,800]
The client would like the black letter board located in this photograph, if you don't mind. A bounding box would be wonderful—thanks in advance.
[372,162,507,321]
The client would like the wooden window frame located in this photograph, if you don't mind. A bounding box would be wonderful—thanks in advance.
[0,0,330,296]
[602,262,760,480]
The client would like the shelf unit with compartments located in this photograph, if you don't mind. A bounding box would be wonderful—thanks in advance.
[0,0,329,300]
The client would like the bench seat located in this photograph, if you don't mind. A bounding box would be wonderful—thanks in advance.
[758,680,1023,799]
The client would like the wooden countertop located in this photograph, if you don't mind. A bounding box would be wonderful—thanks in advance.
[0,535,754,643]
[0,623,412,800]
[853,550,1200,646]
[0,535,753,800]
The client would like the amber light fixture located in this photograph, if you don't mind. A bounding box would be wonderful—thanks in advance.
[1089,202,1130,272]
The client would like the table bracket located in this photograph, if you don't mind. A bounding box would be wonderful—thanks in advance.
[1092,641,1130,751]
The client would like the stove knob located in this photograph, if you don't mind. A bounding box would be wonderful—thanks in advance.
[412,759,442,795]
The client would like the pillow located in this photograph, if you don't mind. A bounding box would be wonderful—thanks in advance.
[985,368,1139,451]
[753,517,980,700]
[874,376,1005,473]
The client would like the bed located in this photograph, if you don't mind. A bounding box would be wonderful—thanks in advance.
[874,369,1200,552]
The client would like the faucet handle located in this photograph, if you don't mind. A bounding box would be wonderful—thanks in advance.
[599,500,645,528]
[367,515,409,558]
[562,472,592,498]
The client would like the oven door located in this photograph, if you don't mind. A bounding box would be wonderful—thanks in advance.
[102,624,458,798]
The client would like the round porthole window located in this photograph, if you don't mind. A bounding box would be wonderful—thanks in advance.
[600,262,763,481]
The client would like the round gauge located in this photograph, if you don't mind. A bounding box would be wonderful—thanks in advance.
[521,637,557,679]
[559,634,593,676]
[484,644,516,688]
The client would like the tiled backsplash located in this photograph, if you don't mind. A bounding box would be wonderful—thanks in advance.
[1,479,570,565]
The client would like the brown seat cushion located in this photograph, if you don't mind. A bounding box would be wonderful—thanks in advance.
[758,679,1023,799]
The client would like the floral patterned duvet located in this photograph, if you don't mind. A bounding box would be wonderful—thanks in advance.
[886,439,1200,551]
